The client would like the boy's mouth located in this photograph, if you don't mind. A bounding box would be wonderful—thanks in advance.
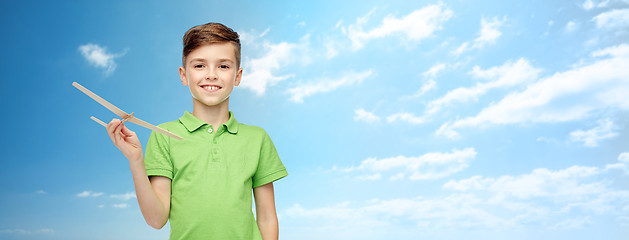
[201,85,222,92]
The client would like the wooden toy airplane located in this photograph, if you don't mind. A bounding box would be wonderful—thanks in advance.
[72,82,183,140]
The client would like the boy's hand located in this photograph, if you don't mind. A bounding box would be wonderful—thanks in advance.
[107,119,143,163]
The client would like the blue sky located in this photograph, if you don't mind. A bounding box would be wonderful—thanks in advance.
[1,0,629,239]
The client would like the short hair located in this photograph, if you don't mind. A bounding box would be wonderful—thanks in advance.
[182,22,241,68]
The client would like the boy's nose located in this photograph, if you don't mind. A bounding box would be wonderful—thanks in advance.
[205,69,218,80]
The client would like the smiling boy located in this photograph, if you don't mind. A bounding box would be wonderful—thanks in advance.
[106,23,288,240]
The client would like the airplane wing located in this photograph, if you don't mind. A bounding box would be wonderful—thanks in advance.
[90,116,107,127]
[128,116,183,140]
[72,82,128,118]
[73,82,183,140]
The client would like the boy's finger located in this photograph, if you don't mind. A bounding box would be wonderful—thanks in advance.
[107,119,120,133]
[113,121,125,145]
[120,124,132,139]
[107,119,120,143]
[121,124,135,137]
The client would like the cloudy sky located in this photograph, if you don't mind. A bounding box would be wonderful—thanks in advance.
[1,0,628,239]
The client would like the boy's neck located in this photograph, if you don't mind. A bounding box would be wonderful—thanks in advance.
[191,98,230,132]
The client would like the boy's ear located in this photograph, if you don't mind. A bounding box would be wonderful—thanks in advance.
[179,66,188,86]
[234,68,243,86]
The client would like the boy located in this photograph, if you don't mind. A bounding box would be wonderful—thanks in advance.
[106,22,288,240]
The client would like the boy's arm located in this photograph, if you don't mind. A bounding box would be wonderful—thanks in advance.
[107,119,171,229]
[130,164,171,229]
[253,182,279,240]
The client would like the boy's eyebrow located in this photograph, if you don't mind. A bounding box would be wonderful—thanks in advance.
[217,58,235,63]
[188,58,235,63]
[188,58,207,63]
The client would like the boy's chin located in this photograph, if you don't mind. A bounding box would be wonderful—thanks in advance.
[192,97,230,108]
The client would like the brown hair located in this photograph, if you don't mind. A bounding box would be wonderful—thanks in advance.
[182,22,241,68]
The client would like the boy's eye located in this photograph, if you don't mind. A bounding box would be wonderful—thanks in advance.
[194,64,204,68]
[219,65,230,69]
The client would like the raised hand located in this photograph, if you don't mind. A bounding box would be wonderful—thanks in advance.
[107,119,144,163]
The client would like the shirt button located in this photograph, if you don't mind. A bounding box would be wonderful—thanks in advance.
[208,128,213,133]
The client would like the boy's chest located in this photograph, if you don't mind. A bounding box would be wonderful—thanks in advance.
[168,133,261,183]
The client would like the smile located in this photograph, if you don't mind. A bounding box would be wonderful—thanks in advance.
[201,85,222,92]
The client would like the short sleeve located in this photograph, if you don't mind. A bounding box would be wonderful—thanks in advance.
[144,129,173,179]
[252,130,288,188]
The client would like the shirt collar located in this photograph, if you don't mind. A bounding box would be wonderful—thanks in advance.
[179,111,239,134]
[224,111,239,133]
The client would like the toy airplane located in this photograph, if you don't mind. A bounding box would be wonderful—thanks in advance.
[72,82,183,140]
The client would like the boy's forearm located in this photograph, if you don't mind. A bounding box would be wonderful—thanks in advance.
[254,183,279,240]
[256,217,279,240]
[129,159,170,229]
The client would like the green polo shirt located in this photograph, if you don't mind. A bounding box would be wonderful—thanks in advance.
[144,111,288,240]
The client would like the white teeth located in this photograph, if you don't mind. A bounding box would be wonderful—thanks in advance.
[203,86,220,90]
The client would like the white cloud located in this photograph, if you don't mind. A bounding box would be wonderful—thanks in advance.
[354,108,381,124]
[564,21,578,33]
[0,228,54,235]
[570,118,618,147]
[241,42,299,96]
[341,148,476,180]
[445,155,629,221]
[423,63,447,78]
[606,152,629,174]
[592,43,629,57]
[35,190,46,194]
[474,16,506,47]
[287,70,374,103]
[443,166,604,198]
[593,8,629,29]
[443,156,629,221]
[346,4,453,50]
[110,192,136,201]
[437,44,629,139]
[619,152,629,163]
[259,27,271,38]
[78,43,125,76]
[240,32,311,96]
[400,79,436,100]
[451,16,506,56]
[335,20,344,29]
[291,153,629,236]
[444,152,629,202]
[426,83,486,115]
[76,190,104,198]
[112,203,129,208]
[426,58,540,115]
[435,123,462,139]
[582,0,629,10]
[239,28,270,43]
[468,58,540,87]
[285,194,503,237]
[324,41,339,59]
[582,0,604,10]
[386,112,427,125]
[451,42,469,56]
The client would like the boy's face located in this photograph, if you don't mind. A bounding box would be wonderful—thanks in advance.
[179,42,243,109]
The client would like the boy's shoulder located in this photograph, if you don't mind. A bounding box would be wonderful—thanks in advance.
[154,113,270,138]
[235,122,268,135]
[155,119,184,133]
